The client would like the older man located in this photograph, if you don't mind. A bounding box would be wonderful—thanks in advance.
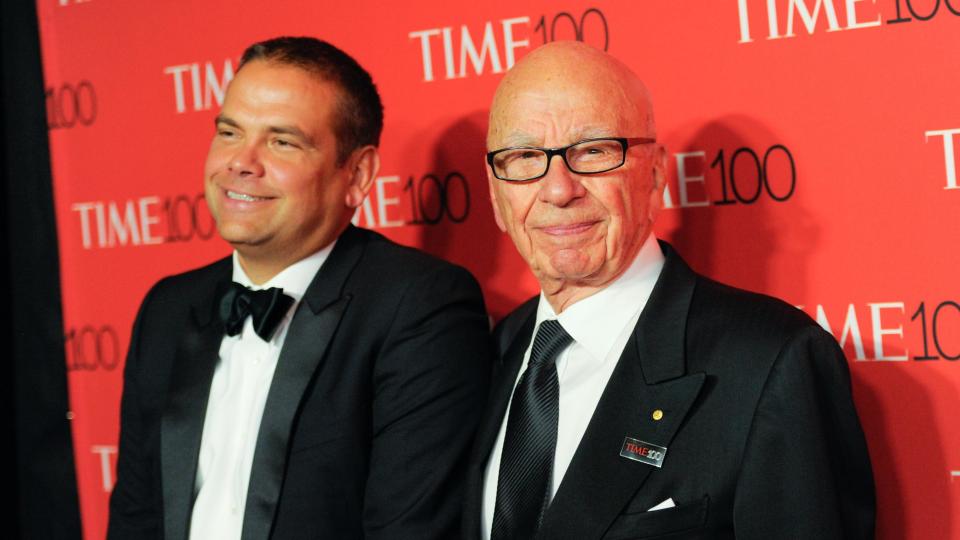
[464,41,875,540]
[107,37,491,539]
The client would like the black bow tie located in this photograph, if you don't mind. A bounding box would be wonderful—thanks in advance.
[218,282,294,341]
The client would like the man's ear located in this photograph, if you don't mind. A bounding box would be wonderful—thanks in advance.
[487,163,507,232]
[344,145,380,209]
[647,143,668,223]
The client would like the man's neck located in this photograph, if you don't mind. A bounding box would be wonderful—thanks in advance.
[541,282,605,314]
[233,225,348,285]
[539,234,663,314]
[236,256,287,285]
[236,243,330,285]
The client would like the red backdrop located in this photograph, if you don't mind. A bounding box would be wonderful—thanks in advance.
[35,0,959,538]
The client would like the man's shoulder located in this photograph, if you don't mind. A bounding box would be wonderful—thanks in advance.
[352,227,461,271]
[147,255,232,299]
[649,243,823,346]
[127,256,231,346]
[688,272,829,353]
[347,226,478,286]
[129,257,231,322]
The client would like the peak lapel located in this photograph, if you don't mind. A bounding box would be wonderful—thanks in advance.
[462,301,537,540]
[475,302,538,465]
[240,226,365,540]
[537,243,706,539]
[161,272,230,540]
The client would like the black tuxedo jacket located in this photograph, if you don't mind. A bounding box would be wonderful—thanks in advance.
[107,226,493,540]
[464,243,875,539]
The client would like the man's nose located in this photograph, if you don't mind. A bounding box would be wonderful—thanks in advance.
[538,154,586,207]
[227,142,265,178]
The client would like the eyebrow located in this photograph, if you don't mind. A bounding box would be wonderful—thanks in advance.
[214,114,238,129]
[214,115,315,146]
[577,127,617,140]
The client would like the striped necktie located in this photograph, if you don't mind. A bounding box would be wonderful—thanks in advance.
[491,319,573,540]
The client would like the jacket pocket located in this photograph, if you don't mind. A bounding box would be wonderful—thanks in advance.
[602,495,709,540]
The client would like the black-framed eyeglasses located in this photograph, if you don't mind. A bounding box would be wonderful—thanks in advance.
[486,137,657,182]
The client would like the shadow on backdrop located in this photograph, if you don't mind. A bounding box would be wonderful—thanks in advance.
[852,354,952,539]
[418,110,520,322]
[659,115,817,304]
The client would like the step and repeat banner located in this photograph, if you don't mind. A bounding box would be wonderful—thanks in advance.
[35,0,958,538]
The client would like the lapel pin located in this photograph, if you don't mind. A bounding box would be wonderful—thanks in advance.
[620,437,667,468]
[652,409,664,421]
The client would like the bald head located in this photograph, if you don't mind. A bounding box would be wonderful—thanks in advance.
[488,41,655,150]
[485,41,668,312]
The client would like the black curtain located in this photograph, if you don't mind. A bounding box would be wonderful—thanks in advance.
[3,0,83,537]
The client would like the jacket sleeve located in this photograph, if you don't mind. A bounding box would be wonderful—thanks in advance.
[362,264,494,540]
[107,283,163,540]
[733,325,876,539]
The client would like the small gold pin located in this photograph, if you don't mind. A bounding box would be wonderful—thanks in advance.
[652,409,664,421]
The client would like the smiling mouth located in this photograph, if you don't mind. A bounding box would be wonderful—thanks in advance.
[225,189,271,202]
[540,221,599,236]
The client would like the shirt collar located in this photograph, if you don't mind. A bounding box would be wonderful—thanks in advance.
[534,234,665,363]
[231,238,337,303]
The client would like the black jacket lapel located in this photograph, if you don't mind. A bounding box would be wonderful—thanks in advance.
[240,226,366,540]
[537,243,706,539]
[161,268,230,540]
[462,300,537,540]
[476,299,538,466]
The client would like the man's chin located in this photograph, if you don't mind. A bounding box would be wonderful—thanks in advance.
[221,234,272,256]
[216,222,266,245]
[537,253,605,284]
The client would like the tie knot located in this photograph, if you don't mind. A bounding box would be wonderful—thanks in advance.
[529,319,573,365]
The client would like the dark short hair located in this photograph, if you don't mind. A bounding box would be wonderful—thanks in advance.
[238,36,383,165]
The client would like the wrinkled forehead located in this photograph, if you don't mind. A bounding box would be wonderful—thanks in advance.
[489,85,644,148]
[488,45,654,148]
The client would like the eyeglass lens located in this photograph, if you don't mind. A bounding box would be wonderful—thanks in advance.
[493,139,625,181]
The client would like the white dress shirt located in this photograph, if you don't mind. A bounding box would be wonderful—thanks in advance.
[481,234,665,539]
[189,242,335,540]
